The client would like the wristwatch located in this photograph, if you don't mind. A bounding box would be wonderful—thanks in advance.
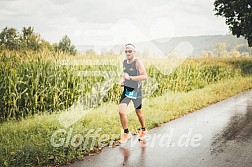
[129,76,133,80]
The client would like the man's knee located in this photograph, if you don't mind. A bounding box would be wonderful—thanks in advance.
[135,109,142,116]
[119,103,127,115]
[119,109,125,115]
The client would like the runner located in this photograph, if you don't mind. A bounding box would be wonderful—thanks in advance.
[118,43,148,144]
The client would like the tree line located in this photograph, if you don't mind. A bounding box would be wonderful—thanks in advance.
[0,26,77,55]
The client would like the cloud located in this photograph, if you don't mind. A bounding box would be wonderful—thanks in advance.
[0,0,229,45]
[65,0,138,24]
[50,0,70,5]
[0,9,16,16]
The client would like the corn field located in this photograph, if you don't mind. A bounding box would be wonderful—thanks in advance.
[1,50,252,122]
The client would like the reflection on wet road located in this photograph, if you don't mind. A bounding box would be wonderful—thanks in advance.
[63,90,252,167]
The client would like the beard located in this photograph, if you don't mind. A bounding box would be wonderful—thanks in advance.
[126,55,134,60]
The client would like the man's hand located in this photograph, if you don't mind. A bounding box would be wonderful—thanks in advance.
[122,73,130,80]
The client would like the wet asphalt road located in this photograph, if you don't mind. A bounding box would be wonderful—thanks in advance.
[63,90,252,167]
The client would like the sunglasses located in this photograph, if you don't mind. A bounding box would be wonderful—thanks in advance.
[125,50,133,53]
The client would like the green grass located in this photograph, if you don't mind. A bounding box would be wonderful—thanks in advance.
[1,76,252,166]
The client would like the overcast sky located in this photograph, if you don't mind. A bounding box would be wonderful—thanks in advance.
[0,0,229,45]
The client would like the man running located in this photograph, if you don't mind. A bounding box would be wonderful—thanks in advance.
[119,43,148,144]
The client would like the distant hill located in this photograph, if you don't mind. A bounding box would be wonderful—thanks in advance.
[76,34,249,56]
[150,34,248,56]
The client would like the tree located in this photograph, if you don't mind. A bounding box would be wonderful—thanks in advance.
[85,49,96,57]
[21,26,41,51]
[0,27,21,50]
[229,49,241,58]
[40,39,54,51]
[214,0,252,46]
[216,43,228,57]
[236,44,252,55]
[57,35,77,55]
[105,49,116,56]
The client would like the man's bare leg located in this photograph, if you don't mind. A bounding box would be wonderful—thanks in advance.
[118,103,133,143]
[135,109,145,128]
[119,103,128,129]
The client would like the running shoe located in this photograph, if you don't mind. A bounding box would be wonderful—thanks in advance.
[119,132,132,144]
[138,129,148,141]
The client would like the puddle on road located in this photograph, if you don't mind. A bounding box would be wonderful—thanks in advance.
[210,98,252,154]
[119,140,147,166]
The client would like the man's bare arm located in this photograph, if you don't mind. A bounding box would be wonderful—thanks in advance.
[131,60,148,81]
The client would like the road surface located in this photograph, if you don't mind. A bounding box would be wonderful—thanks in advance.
[63,90,252,167]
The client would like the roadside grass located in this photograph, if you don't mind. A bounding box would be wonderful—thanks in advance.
[1,76,252,166]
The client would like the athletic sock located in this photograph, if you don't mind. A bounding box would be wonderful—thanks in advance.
[124,128,129,134]
[141,127,146,131]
